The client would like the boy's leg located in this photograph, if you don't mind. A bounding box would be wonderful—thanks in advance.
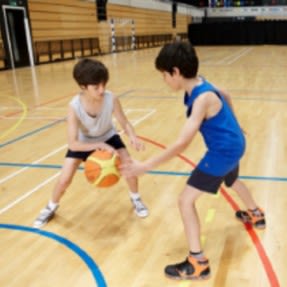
[33,158,81,228]
[230,179,257,210]
[165,184,210,280]
[230,179,266,229]
[179,185,203,252]
[106,135,148,218]
[117,148,148,218]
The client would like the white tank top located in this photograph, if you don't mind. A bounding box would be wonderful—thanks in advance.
[69,90,117,143]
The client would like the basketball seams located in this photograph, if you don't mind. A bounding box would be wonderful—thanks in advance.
[84,150,121,187]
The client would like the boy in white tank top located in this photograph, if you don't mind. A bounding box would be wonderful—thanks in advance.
[33,59,149,228]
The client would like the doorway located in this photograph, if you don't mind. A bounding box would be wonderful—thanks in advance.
[2,5,34,69]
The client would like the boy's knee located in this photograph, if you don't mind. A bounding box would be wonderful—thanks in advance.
[227,177,239,188]
[178,186,199,207]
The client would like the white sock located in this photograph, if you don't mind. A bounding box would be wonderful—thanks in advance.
[129,192,140,201]
[48,200,59,210]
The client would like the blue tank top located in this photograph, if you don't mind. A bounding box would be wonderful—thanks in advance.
[184,79,246,176]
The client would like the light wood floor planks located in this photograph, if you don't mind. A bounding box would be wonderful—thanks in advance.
[0,45,286,287]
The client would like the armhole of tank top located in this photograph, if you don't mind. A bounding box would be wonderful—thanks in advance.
[106,91,114,110]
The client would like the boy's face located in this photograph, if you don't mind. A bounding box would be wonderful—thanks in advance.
[82,83,106,98]
[162,69,181,91]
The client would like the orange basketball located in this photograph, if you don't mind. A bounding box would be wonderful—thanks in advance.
[84,150,121,188]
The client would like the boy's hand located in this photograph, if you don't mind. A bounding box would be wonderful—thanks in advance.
[129,136,145,152]
[95,143,116,154]
[120,159,147,177]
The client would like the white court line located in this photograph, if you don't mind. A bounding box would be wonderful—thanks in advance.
[1,108,153,120]
[215,48,248,64]
[0,108,156,214]
[0,107,20,110]
[125,108,155,112]
[0,106,66,111]
[0,173,60,215]
[130,109,156,126]
[203,47,253,66]
[225,47,253,65]
[1,116,65,120]
[0,144,66,185]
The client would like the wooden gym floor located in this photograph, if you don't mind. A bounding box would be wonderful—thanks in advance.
[0,45,286,287]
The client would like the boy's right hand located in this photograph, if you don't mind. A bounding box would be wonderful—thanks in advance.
[120,159,148,177]
[95,143,116,154]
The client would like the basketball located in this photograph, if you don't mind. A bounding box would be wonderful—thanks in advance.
[84,150,121,188]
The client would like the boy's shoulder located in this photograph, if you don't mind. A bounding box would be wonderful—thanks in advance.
[69,93,81,105]
[105,90,113,97]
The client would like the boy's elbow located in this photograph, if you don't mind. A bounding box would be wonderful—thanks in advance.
[175,139,189,153]
[68,141,77,151]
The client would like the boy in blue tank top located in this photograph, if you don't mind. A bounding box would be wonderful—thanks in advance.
[121,42,265,281]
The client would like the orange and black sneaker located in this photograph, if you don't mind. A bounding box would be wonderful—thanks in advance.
[164,256,210,280]
[236,207,266,229]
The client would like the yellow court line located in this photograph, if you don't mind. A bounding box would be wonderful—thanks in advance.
[178,281,192,287]
[0,96,28,140]
[205,208,216,224]
[201,235,206,247]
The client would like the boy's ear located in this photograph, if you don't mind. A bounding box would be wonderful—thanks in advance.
[172,67,180,76]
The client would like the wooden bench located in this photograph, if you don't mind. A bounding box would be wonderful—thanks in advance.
[112,36,133,52]
[111,34,173,52]
[135,34,173,49]
[34,37,102,64]
[0,42,5,69]
[176,33,188,42]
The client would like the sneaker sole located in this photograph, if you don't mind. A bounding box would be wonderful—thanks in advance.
[33,221,47,229]
[33,213,55,229]
[134,210,149,218]
[165,273,211,281]
[235,214,266,229]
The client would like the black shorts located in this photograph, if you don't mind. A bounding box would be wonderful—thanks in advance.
[187,165,239,194]
[65,134,126,161]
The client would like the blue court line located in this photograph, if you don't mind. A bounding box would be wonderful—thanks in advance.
[0,162,286,182]
[232,96,287,103]
[0,224,107,287]
[148,170,287,182]
[0,90,134,150]
[0,118,65,149]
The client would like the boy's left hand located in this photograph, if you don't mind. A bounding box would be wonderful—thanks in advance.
[120,159,147,177]
[130,136,145,151]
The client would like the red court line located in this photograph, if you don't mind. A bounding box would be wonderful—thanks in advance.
[139,135,280,287]
[3,93,75,117]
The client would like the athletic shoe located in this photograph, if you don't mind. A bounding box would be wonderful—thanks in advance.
[33,205,58,228]
[236,207,266,229]
[165,256,210,280]
[131,198,149,218]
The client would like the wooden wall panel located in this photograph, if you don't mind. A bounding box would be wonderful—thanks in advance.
[28,0,190,54]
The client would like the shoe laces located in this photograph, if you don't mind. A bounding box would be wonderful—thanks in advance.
[249,208,264,218]
[133,198,146,212]
[39,206,54,217]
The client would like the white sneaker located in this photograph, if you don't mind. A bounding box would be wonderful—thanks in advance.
[33,205,58,228]
[132,198,149,218]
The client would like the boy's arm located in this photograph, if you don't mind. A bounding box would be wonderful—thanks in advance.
[219,89,234,112]
[67,105,114,152]
[121,96,207,176]
[219,89,246,134]
[144,97,206,169]
[113,95,144,151]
